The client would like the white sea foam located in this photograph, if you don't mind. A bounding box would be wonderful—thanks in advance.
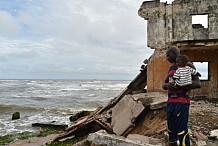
[88,94,96,97]
[60,88,90,91]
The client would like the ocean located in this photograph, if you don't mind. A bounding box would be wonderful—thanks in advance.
[0,79,130,136]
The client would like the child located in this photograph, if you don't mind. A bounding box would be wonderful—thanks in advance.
[170,55,201,97]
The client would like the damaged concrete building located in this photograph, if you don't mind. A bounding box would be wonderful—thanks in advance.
[138,0,218,99]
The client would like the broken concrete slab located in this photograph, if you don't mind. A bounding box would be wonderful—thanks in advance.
[196,140,207,146]
[148,92,167,109]
[207,140,218,146]
[111,92,167,136]
[84,130,160,146]
[111,94,144,136]
[127,134,166,146]
[130,92,167,109]
[210,129,218,140]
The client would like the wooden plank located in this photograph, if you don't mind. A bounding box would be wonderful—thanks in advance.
[94,120,113,133]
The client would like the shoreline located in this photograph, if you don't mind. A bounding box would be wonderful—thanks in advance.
[1,110,92,146]
[0,128,79,146]
[3,99,218,146]
[1,128,85,146]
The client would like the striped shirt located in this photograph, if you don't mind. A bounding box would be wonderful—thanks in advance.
[173,66,197,86]
[167,65,190,104]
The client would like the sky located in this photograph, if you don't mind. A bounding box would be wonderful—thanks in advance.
[0,0,179,80]
[0,0,153,80]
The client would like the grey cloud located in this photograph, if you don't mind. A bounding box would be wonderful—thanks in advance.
[0,11,20,37]
[0,55,8,62]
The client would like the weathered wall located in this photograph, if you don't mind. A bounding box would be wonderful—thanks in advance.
[139,1,167,50]
[139,0,218,49]
[139,0,218,98]
[146,51,170,92]
[173,0,218,41]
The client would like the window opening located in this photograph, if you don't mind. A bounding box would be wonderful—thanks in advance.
[193,62,209,80]
[192,15,208,28]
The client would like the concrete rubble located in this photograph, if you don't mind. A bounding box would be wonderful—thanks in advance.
[53,89,218,146]
[73,130,165,146]
[51,68,218,146]
[111,94,145,136]
[53,91,168,142]
[111,92,167,136]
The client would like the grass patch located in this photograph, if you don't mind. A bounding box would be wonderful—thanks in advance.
[0,128,63,146]
[37,128,63,137]
[0,128,84,146]
[47,135,85,146]
[0,134,14,145]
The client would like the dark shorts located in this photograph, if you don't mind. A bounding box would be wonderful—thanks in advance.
[166,102,190,144]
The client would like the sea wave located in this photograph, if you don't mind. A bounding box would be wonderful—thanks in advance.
[80,83,127,91]
[0,104,44,113]
[0,79,129,136]
[0,106,97,136]
[60,88,90,91]
[48,107,96,115]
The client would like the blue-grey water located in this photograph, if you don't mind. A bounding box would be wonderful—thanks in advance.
[0,79,129,136]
